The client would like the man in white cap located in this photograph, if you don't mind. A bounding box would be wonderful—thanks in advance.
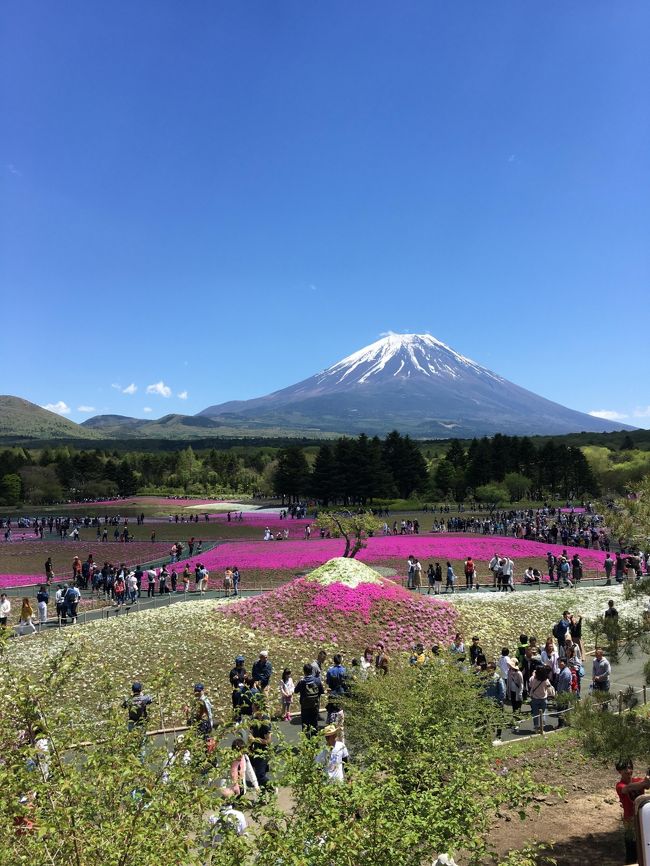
[316,724,348,782]
[252,650,272,691]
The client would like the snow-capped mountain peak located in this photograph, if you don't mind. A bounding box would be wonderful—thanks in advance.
[317,333,502,386]
[197,330,633,436]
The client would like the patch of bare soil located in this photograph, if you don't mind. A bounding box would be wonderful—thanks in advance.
[492,739,625,865]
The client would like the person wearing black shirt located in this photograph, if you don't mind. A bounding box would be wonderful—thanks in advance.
[604,600,618,619]
[122,681,153,731]
[248,701,272,789]
[229,655,247,716]
[469,636,484,667]
[294,664,324,736]
[521,647,542,700]
[252,650,272,691]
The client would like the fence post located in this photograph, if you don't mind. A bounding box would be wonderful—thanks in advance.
[539,713,545,736]
[644,686,647,705]
[618,691,623,714]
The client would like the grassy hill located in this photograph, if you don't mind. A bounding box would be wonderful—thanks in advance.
[0,396,101,441]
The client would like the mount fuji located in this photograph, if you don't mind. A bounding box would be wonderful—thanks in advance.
[197,333,632,437]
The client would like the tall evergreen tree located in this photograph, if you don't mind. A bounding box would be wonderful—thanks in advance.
[310,443,337,505]
[381,431,428,499]
[272,446,311,502]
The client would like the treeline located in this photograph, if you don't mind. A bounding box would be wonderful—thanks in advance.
[0,445,278,505]
[273,432,428,504]
[273,431,599,504]
[432,434,598,501]
[0,431,602,507]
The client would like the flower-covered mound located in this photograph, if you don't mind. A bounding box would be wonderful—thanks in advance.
[223,557,457,650]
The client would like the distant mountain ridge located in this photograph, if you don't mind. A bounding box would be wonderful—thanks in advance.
[197,333,635,437]
[0,334,636,441]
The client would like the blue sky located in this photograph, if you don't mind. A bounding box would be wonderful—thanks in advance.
[2,2,649,426]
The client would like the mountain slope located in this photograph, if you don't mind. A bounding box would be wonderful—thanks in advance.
[198,333,635,437]
[0,396,101,441]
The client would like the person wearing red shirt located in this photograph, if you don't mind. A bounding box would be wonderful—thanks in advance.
[616,760,650,864]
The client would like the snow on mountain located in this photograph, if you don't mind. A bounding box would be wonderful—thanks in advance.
[317,333,503,385]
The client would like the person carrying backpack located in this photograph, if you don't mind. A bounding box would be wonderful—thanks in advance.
[295,663,324,736]
[123,681,153,731]
[64,583,81,623]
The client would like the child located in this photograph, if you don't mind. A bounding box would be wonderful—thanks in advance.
[326,700,345,739]
[279,668,294,721]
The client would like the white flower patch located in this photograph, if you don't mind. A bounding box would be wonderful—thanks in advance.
[304,557,385,587]
[450,586,644,651]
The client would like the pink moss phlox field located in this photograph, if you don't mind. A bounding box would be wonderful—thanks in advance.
[222,576,457,650]
[168,533,609,575]
[0,542,175,586]
[0,574,42,588]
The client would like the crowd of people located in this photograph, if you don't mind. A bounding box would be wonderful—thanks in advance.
[112,601,616,828]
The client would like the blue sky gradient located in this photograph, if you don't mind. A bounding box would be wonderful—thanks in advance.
[2,2,649,426]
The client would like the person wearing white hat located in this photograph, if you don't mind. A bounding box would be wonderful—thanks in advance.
[315,724,348,782]
[252,650,272,691]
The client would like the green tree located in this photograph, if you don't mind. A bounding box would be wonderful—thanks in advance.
[340,658,542,865]
[272,446,311,503]
[0,472,22,505]
[381,431,428,499]
[310,443,337,505]
[602,474,650,551]
[316,511,382,558]
[503,472,533,502]
[474,482,509,512]
[18,466,63,504]
[432,460,457,498]
[620,434,635,451]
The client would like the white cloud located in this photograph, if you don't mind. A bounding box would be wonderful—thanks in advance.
[177,390,188,400]
[42,401,71,415]
[588,409,629,421]
[77,405,95,413]
[6,163,21,176]
[146,380,172,398]
[633,406,650,419]
[111,383,122,391]
[122,383,137,395]
[143,407,153,414]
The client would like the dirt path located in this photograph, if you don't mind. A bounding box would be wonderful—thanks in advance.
[493,740,625,865]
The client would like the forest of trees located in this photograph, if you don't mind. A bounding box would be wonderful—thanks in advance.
[272,431,599,504]
[0,431,603,507]
[431,434,599,503]
[0,445,276,506]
